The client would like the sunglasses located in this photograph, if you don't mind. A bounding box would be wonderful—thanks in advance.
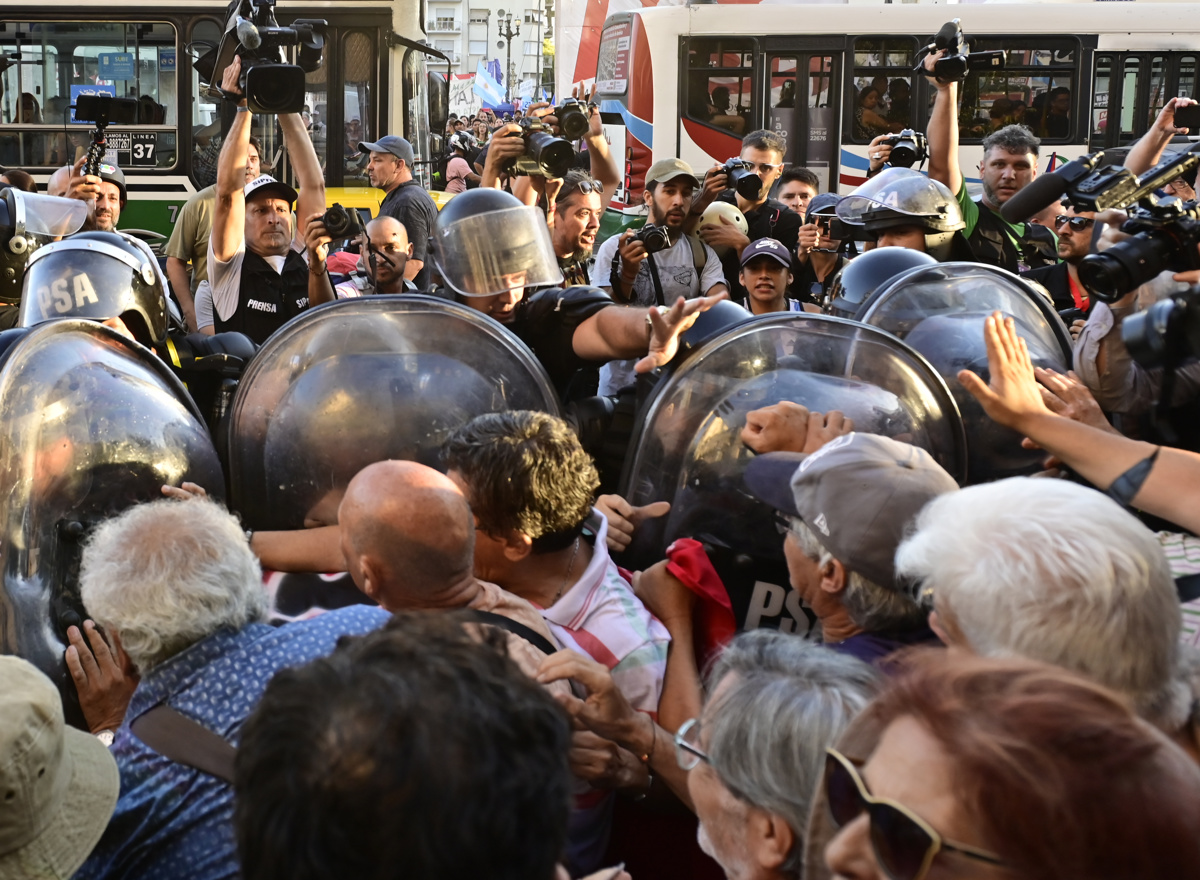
[742,161,783,174]
[560,179,601,199]
[825,749,1005,880]
[1053,215,1094,232]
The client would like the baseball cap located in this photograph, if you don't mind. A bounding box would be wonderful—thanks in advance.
[243,174,298,205]
[739,237,791,269]
[744,433,958,588]
[805,192,840,223]
[358,135,415,167]
[0,655,119,879]
[645,158,700,189]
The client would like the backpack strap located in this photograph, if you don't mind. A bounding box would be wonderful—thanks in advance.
[463,608,559,656]
[130,705,237,783]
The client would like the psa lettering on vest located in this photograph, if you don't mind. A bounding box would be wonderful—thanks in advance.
[246,300,278,313]
[744,580,811,634]
[36,274,100,315]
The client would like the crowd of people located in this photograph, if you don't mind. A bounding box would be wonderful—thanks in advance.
[4,38,1200,880]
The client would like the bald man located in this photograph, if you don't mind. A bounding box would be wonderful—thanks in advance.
[306,214,416,307]
[47,164,72,198]
[337,460,566,681]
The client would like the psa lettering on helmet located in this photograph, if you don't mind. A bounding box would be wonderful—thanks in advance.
[35,273,100,315]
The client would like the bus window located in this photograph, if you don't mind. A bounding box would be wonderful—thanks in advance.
[684,38,753,136]
[1148,55,1167,129]
[850,37,914,141]
[0,20,177,170]
[1092,54,1112,146]
[341,30,375,186]
[953,40,1076,142]
[1180,56,1197,100]
[1120,56,1141,140]
[403,48,430,188]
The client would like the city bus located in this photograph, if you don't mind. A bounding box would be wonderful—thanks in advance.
[593,0,1199,212]
[0,2,449,239]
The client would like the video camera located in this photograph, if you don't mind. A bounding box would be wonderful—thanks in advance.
[883,130,928,169]
[73,95,139,178]
[199,0,326,115]
[503,118,575,178]
[916,19,1005,83]
[718,158,764,201]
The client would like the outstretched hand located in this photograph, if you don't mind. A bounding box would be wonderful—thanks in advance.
[537,650,641,746]
[635,295,723,373]
[65,621,138,734]
[958,311,1054,432]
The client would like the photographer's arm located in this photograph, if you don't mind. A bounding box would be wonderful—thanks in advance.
[279,111,325,251]
[304,214,337,306]
[212,59,249,264]
[1124,96,1196,176]
[583,97,621,209]
[924,50,963,197]
[481,124,526,189]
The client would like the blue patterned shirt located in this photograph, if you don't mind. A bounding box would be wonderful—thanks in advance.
[77,605,391,880]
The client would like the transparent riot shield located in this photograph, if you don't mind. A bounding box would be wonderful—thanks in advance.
[855,262,1073,484]
[0,321,222,726]
[227,295,562,531]
[619,314,965,633]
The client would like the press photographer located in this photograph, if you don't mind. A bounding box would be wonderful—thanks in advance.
[64,95,137,234]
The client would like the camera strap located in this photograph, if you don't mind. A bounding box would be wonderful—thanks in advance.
[646,253,667,307]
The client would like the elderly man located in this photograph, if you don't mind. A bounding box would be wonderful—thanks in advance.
[360,133,438,288]
[744,432,958,665]
[74,499,389,880]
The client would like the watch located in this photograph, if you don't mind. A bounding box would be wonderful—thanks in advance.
[96,729,115,747]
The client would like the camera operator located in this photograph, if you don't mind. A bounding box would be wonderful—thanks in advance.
[65,157,125,233]
[306,215,416,305]
[794,193,849,305]
[208,56,326,345]
[360,134,437,289]
[690,129,802,302]
[1022,205,1099,320]
[924,50,1057,273]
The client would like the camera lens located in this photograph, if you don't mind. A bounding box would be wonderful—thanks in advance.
[1122,298,1181,368]
[526,131,574,178]
[558,106,590,140]
[1078,232,1175,303]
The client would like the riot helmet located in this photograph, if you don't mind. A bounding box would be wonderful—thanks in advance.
[96,162,128,204]
[20,231,169,345]
[836,168,966,260]
[826,246,936,318]
[0,189,88,307]
[432,188,563,297]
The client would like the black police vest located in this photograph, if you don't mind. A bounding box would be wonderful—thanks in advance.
[215,249,309,345]
[967,199,1058,273]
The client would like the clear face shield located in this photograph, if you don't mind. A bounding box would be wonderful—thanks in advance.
[433,205,564,297]
[836,168,964,230]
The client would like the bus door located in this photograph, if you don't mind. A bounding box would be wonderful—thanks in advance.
[765,42,841,192]
[1089,52,1198,150]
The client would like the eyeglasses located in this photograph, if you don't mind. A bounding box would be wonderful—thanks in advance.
[1053,215,1094,232]
[824,749,1005,880]
[742,161,783,175]
[560,178,601,200]
[674,718,712,770]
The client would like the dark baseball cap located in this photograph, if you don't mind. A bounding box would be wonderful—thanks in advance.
[243,174,298,205]
[806,192,840,223]
[744,433,958,588]
[358,135,415,167]
[739,237,791,269]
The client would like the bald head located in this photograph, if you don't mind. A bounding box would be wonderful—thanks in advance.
[339,460,475,609]
[358,215,412,291]
[366,215,409,246]
[47,165,72,198]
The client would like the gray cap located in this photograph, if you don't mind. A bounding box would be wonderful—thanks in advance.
[358,135,415,167]
[744,432,958,588]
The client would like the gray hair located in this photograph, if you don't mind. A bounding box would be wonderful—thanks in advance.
[895,477,1188,731]
[982,123,1040,158]
[80,499,266,672]
[705,630,880,877]
[790,520,928,633]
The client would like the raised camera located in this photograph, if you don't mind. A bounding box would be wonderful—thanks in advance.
[634,223,672,255]
[555,99,593,141]
[322,203,365,241]
[719,158,763,201]
[504,119,576,178]
[883,130,928,169]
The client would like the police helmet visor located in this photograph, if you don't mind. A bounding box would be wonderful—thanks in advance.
[9,191,89,238]
[835,168,963,229]
[434,205,564,297]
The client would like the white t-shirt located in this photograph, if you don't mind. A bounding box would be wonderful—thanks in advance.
[591,231,726,394]
[195,280,214,331]
[208,239,307,322]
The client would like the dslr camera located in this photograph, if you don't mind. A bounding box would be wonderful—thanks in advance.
[1078,202,1200,303]
[918,19,1005,83]
[633,223,672,255]
[882,130,928,169]
[718,158,763,201]
[199,0,326,115]
[503,118,576,178]
[322,203,365,241]
[554,98,595,141]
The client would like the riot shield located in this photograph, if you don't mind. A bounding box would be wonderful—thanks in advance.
[227,295,562,531]
[855,262,1073,483]
[619,314,965,634]
[0,321,223,726]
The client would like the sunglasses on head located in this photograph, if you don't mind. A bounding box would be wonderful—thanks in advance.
[1054,215,1093,232]
[560,179,601,199]
[824,749,1005,880]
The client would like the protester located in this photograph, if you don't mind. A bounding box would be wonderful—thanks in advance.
[736,238,803,314]
[445,132,481,194]
[550,170,605,287]
[360,134,438,287]
[776,167,820,216]
[65,158,126,233]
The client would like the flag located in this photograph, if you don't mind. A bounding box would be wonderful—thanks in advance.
[474,60,504,107]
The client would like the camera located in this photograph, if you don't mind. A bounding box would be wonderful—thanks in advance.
[719,158,763,201]
[555,98,594,141]
[503,119,575,178]
[1078,202,1200,302]
[1122,289,1200,369]
[634,223,672,255]
[200,0,327,115]
[73,95,139,178]
[918,19,1005,83]
[883,130,928,169]
[322,203,365,241]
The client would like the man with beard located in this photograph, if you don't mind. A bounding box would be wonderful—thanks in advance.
[924,50,1056,273]
[591,158,727,393]
[361,134,438,288]
[65,159,125,233]
[550,170,604,287]
[1022,205,1098,320]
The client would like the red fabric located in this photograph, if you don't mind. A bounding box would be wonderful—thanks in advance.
[664,538,737,666]
[326,250,360,275]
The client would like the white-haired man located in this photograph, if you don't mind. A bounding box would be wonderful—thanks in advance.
[74,498,389,880]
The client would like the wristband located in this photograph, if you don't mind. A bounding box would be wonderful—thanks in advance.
[637,713,657,765]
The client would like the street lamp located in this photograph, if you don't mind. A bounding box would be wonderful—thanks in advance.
[498,11,520,103]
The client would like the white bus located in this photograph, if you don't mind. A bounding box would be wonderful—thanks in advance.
[0,2,449,237]
[594,0,1199,212]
